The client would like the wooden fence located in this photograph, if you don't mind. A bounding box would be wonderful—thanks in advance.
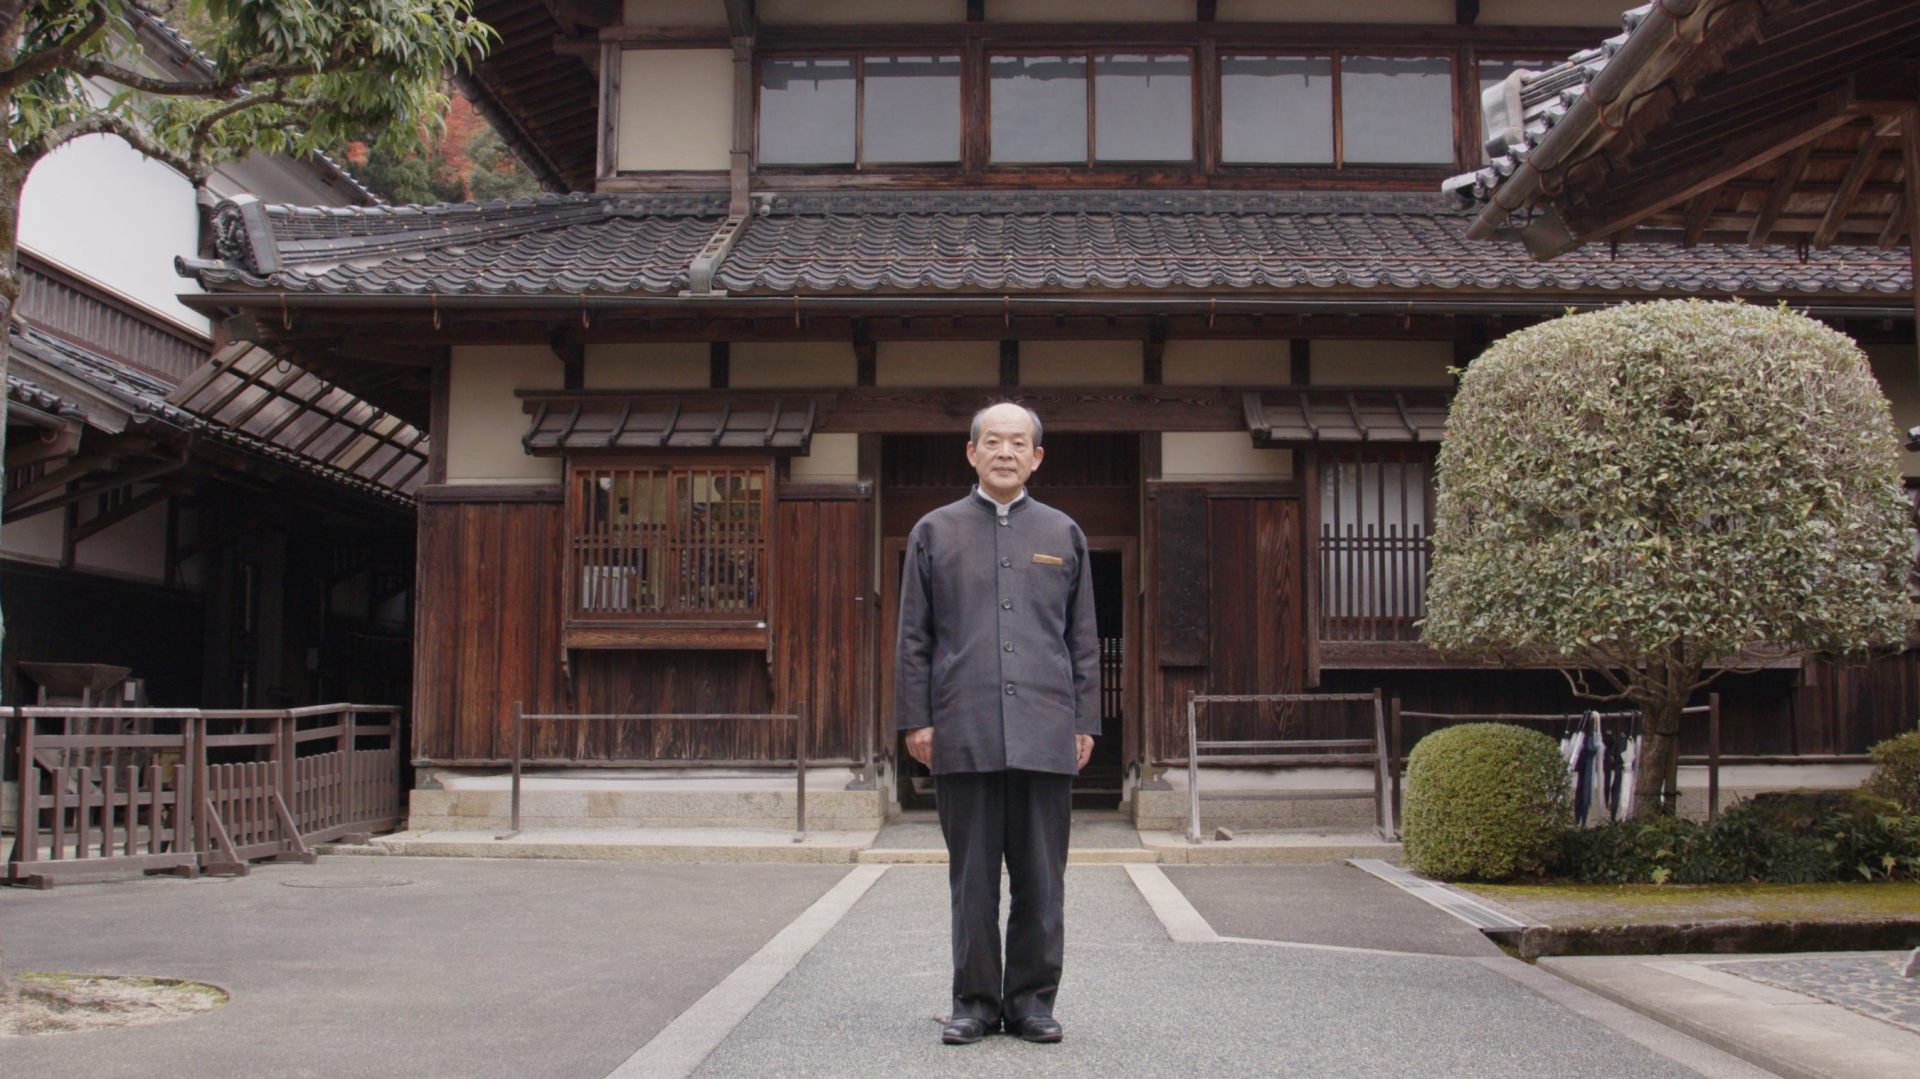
[7,703,403,888]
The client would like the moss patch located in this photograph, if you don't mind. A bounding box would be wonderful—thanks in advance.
[1465,880,1920,927]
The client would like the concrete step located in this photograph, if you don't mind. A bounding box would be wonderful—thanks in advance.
[322,826,1401,866]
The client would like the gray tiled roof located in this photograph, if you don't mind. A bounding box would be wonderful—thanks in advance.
[7,327,417,505]
[180,189,1911,300]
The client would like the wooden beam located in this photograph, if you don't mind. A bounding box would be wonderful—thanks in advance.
[1197,0,1217,21]
[597,41,621,178]
[1143,317,1166,385]
[1749,139,1817,246]
[1456,0,1479,26]
[1903,109,1920,380]
[1814,132,1891,247]
[71,485,170,545]
[999,339,1019,387]
[1681,187,1719,247]
[710,341,731,389]
[1878,193,1906,246]
[547,0,621,28]
[853,320,876,386]
[1290,339,1311,386]
[722,0,755,39]
[1569,95,1860,246]
[967,0,983,21]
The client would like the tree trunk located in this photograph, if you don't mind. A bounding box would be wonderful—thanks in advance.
[0,137,26,1004]
[1632,694,1687,819]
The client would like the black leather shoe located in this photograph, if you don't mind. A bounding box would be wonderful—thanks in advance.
[1006,1015,1063,1043]
[941,1017,991,1045]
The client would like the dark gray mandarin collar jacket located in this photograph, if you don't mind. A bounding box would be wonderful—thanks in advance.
[894,489,1101,776]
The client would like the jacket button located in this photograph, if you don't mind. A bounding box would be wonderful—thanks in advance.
[998,518,1009,527]
[1003,642,1014,652]
[1004,683,1016,695]
[1001,600,1013,610]
[1000,557,1011,567]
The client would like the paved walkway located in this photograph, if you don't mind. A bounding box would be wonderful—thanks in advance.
[0,857,1823,1079]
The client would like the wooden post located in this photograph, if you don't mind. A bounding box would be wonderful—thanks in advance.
[1389,696,1403,835]
[1185,692,1201,844]
[793,704,808,844]
[508,701,524,837]
[1707,692,1722,821]
[278,710,297,851]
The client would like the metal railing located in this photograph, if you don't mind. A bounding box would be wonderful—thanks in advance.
[1185,690,1392,844]
[8,703,403,887]
[501,701,809,842]
[1388,695,1721,828]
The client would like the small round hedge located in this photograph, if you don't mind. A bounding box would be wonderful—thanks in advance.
[1865,731,1920,814]
[1403,723,1571,881]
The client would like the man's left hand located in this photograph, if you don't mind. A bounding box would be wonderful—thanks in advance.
[1075,734,1094,772]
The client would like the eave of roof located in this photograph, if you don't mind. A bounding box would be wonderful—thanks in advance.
[176,189,1912,307]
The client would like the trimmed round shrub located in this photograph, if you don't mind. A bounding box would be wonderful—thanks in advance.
[1403,723,1572,881]
[1864,731,1920,814]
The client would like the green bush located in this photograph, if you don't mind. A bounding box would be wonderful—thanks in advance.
[1864,731,1920,814]
[1552,790,1920,884]
[1403,723,1571,881]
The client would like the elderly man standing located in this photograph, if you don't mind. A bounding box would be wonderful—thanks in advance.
[894,401,1100,1046]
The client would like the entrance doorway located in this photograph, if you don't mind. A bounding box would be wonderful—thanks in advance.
[876,433,1141,812]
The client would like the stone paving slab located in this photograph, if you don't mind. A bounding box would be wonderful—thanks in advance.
[1710,953,1920,1034]
[869,813,1144,850]
[1541,953,1920,1079]
[1162,865,1506,958]
[690,865,1717,1078]
[0,858,849,1079]
[339,827,879,863]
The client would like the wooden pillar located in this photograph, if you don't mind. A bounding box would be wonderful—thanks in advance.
[1904,109,1920,381]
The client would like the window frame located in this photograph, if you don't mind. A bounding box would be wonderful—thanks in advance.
[1216,47,1458,170]
[754,50,970,171]
[562,453,777,651]
[984,46,1200,168]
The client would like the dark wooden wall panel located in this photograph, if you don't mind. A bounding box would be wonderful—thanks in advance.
[774,499,864,763]
[1148,497,1304,760]
[1155,489,1209,666]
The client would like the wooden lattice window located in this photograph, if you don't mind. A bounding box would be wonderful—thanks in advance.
[565,458,772,649]
[1317,446,1436,643]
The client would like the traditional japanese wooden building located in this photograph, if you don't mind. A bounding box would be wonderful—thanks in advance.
[175,0,1920,830]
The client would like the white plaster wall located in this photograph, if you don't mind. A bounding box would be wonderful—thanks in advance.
[625,0,727,25]
[619,50,734,172]
[1161,432,1291,479]
[1163,339,1293,385]
[791,432,861,482]
[731,342,857,387]
[19,134,207,334]
[586,342,712,389]
[0,506,66,565]
[72,495,167,581]
[989,0,1190,20]
[876,341,1000,386]
[1218,0,1452,22]
[446,345,564,483]
[1867,344,1920,477]
[761,0,968,23]
[1021,340,1139,386]
[1310,340,1454,386]
[1478,0,1630,27]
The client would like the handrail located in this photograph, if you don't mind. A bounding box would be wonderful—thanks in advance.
[1186,690,1392,845]
[503,702,809,843]
[1387,696,1721,827]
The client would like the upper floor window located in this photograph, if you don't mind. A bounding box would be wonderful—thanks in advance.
[759,54,962,167]
[1220,52,1453,166]
[989,51,1193,164]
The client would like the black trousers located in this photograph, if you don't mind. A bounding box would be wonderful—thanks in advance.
[935,769,1072,1024]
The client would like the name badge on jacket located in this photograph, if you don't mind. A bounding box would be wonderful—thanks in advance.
[1032,554,1064,566]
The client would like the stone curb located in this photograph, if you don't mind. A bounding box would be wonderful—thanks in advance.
[1519,919,1920,960]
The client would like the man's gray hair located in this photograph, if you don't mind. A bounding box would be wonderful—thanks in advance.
[969,402,1044,446]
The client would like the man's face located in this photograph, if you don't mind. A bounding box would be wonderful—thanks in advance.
[966,405,1044,501]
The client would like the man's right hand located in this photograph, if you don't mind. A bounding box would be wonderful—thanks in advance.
[905,727,933,769]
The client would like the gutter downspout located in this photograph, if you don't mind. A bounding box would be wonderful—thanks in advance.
[1465,0,1709,247]
[685,24,758,296]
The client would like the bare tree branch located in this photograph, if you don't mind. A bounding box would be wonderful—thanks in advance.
[0,2,110,92]
[70,56,233,97]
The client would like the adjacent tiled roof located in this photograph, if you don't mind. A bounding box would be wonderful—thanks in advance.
[521,394,818,454]
[179,189,1912,300]
[1246,390,1450,444]
[7,326,418,505]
